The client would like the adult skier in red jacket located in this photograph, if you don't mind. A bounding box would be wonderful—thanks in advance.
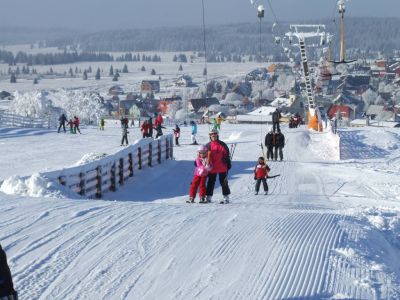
[206,129,231,203]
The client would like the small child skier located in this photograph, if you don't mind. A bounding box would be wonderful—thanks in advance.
[254,156,270,195]
[188,145,211,203]
[68,119,74,134]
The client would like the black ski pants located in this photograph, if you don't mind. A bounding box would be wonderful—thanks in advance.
[206,172,231,196]
[266,146,274,160]
[121,135,128,145]
[175,137,179,145]
[273,122,280,132]
[274,146,283,161]
[58,122,66,133]
[255,178,268,192]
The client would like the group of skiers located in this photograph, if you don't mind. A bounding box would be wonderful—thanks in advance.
[140,114,166,140]
[264,129,285,161]
[57,114,81,134]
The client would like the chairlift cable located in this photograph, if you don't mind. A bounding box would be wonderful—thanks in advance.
[201,0,208,94]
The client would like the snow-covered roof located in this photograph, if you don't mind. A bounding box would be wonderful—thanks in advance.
[248,106,276,116]
[270,97,292,108]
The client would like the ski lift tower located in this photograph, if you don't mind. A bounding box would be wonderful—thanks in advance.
[285,24,327,131]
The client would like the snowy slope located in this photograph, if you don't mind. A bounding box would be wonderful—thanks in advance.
[1,123,400,299]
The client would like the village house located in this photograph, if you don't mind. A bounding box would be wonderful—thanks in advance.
[188,97,220,115]
[141,80,160,94]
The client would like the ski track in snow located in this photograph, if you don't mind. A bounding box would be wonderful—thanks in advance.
[1,124,400,299]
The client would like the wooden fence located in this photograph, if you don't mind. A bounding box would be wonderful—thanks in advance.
[43,134,174,198]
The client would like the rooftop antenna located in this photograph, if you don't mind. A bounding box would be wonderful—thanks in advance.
[201,0,208,97]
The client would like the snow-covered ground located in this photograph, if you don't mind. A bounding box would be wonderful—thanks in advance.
[1,121,400,299]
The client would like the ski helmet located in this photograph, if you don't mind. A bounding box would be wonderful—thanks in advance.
[209,129,219,136]
[198,145,208,153]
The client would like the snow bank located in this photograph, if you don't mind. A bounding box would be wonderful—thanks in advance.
[0,173,79,198]
[74,152,108,166]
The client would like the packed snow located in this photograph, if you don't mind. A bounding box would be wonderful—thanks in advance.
[1,122,400,299]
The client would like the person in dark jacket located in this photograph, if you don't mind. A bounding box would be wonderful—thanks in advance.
[173,124,181,146]
[0,244,18,300]
[147,118,154,138]
[273,129,285,161]
[206,129,231,204]
[57,113,67,133]
[121,124,129,146]
[155,123,166,138]
[264,129,274,160]
[272,108,281,132]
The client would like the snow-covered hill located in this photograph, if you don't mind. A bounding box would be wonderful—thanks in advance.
[1,123,400,299]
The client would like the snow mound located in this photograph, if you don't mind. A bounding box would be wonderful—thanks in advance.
[0,174,78,198]
[74,152,108,166]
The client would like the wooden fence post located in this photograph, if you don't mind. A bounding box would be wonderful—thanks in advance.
[119,158,124,185]
[128,153,134,177]
[96,166,102,198]
[148,143,152,167]
[79,172,85,196]
[157,140,161,164]
[110,163,116,191]
[169,136,173,159]
[138,147,142,170]
[166,138,169,160]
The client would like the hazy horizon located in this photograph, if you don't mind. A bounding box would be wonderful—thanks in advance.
[2,0,399,31]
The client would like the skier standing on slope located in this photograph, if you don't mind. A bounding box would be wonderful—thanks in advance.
[264,129,274,160]
[57,113,67,133]
[140,120,149,139]
[147,117,154,138]
[121,124,129,146]
[0,244,18,300]
[187,145,211,203]
[206,129,231,204]
[73,116,81,134]
[273,129,285,161]
[190,121,198,145]
[272,108,281,133]
[173,124,181,146]
[254,157,270,195]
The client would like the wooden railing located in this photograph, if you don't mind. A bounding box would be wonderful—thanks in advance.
[43,134,174,198]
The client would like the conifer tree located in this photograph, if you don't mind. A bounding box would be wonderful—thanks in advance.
[95,68,101,80]
[82,70,88,80]
[10,73,17,83]
[122,64,128,73]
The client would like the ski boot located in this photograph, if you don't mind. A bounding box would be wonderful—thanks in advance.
[199,197,206,204]
[206,195,212,203]
[264,191,268,195]
[186,197,195,204]
[220,195,230,204]
[255,191,259,195]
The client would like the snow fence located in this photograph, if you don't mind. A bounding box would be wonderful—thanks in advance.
[42,134,174,199]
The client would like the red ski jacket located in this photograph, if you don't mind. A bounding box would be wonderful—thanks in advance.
[207,140,231,174]
[254,163,270,179]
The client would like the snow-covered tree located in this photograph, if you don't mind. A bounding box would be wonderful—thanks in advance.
[9,90,106,124]
[362,88,378,108]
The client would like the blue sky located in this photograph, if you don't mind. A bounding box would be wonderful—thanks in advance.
[1,0,398,30]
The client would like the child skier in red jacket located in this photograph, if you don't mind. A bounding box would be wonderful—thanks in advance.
[254,157,270,195]
[188,145,211,203]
